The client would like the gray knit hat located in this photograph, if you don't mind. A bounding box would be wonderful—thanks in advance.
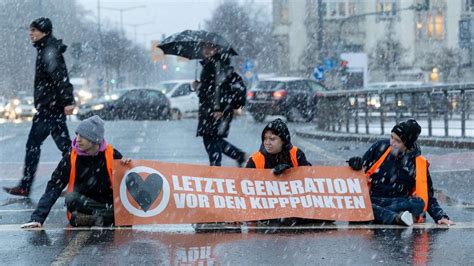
[76,115,105,144]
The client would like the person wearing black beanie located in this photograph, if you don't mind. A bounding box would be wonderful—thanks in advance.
[4,17,75,197]
[347,119,453,226]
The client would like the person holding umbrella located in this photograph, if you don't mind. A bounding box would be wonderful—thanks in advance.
[159,31,247,167]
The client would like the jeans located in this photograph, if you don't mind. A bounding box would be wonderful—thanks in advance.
[65,192,114,225]
[371,196,425,224]
[20,109,71,191]
[202,136,244,166]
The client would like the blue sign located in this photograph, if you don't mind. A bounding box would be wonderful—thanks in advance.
[324,58,334,70]
[243,60,254,72]
[313,67,325,81]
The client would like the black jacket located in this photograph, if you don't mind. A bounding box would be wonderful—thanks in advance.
[246,118,311,168]
[33,35,75,111]
[30,148,122,224]
[196,54,245,137]
[362,140,448,222]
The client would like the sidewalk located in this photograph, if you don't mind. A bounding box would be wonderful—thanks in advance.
[295,126,474,149]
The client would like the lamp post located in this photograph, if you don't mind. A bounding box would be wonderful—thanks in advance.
[125,22,154,43]
[101,5,146,36]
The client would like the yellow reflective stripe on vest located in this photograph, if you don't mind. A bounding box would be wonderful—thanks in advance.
[251,146,299,169]
[66,144,114,220]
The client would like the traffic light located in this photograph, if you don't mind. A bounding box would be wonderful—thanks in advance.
[175,66,181,72]
[162,64,168,70]
[340,60,349,76]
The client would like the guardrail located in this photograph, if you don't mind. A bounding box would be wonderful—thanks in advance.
[316,83,474,138]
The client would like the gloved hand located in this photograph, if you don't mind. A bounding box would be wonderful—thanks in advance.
[20,221,42,229]
[346,156,363,170]
[273,164,292,175]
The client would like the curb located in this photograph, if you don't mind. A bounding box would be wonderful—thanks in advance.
[295,128,474,149]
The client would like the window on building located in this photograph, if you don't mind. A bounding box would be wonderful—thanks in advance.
[323,0,359,19]
[464,0,474,12]
[376,0,397,18]
[276,0,289,24]
[416,11,444,40]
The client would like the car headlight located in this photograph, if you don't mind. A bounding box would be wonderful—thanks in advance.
[92,104,104,111]
[15,107,22,114]
[78,90,93,101]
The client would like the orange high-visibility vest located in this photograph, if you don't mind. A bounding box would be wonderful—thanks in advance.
[66,144,114,220]
[250,146,299,169]
[366,146,429,222]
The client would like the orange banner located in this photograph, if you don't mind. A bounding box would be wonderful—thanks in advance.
[113,161,374,226]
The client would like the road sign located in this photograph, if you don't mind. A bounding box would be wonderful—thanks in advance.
[313,66,324,81]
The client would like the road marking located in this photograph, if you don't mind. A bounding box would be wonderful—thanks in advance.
[0,209,36,213]
[51,231,91,266]
[0,135,16,142]
[293,135,343,161]
[1,222,474,231]
[431,169,472,173]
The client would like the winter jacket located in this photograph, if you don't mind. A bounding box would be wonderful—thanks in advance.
[33,35,75,111]
[30,148,122,224]
[362,140,449,222]
[196,54,245,137]
[246,118,311,169]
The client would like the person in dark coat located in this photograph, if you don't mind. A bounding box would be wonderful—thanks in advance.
[20,116,131,228]
[192,44,246,167]
[347,119,454,226]
[246,118,314,226]
[4,17,75,197]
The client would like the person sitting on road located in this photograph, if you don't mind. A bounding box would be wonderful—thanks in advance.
[246,118,313,226]
[347,118,454,226]
[20,115,131,228]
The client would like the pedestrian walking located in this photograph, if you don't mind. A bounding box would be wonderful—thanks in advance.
[192,44,246,167]
[20,116,131,228]
[347,118,454,226]
[4,17,76,197]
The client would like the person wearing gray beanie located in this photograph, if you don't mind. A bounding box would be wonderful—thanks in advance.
[76,115,105,144]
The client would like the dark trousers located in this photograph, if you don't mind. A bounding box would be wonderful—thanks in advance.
[203,136,244,166]
[20,109,71,191]
[371,196,425,224]
[65,192,114,225]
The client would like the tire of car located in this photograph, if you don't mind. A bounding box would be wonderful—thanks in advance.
[252,112,266,122]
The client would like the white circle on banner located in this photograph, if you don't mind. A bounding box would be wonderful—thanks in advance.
[119,166,170,218]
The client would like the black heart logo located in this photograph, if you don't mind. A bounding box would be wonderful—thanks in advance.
[125,172,163,212]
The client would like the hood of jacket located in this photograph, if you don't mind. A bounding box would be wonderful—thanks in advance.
[261,118,292,151]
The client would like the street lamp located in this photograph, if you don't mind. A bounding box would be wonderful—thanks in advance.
[125,22,154,43]
[101,5,146,36]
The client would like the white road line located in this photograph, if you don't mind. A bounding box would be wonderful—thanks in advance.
[0,209,36,213]
[0,135,16,142]
[51,231,92,266]
[293,135,343,161]
[1,222,473,231]
[431,169,472,173]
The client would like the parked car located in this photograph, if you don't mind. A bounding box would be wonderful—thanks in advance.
[159,80,198,120]
[4,96,36,120]
[246,77,328,122]
[77,88,170,120]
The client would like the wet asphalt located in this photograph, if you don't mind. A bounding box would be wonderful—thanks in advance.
[0,115,473,264]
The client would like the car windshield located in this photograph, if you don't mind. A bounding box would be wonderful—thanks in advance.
[159,83,178,94]
[254,81,284,91]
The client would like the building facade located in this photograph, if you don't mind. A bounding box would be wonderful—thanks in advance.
[272,0,473,84]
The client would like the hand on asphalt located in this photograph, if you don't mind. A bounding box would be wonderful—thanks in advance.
[120,158,132,165]
[437,218,455,226]
[64,105,75,115]
[20,221,42,229]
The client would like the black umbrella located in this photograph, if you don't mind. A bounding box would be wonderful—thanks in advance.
[157,30,238,60]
